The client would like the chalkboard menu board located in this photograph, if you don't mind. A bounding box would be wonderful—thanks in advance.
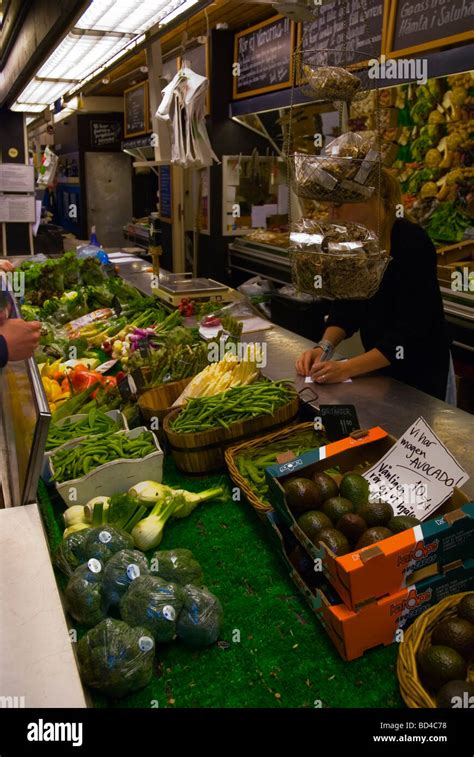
[233,15,295,100]
[388,0,474,56]
[300,0,386,67]
[90,120,122,149]
[159,165,172,221]
[124,81,149,138]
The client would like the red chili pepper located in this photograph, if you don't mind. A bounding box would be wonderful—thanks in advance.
[115,371,125,383]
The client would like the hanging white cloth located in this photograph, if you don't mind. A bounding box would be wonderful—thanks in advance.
[156,67,219,168]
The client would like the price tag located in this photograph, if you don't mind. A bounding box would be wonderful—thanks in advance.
[319,404,360,442]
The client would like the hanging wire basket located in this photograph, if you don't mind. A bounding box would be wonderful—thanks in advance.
[288,219,389,300]
[294,48,375,103]
[289,153,380,203]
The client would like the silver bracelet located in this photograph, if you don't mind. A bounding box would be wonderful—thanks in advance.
[314,340,334,360]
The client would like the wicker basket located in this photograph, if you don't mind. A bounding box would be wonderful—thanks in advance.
[138,377,193,423]
[225,422,321,518]
[397,592,474,708]
[163,397,300,475]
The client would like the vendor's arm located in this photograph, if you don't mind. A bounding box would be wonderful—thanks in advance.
[296,326,346,375]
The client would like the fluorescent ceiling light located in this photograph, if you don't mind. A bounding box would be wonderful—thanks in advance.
[76,0,191,34]
[11,0,202,112]
[17,78,73,104]
[37,31,130,81]
[10,103,45,113]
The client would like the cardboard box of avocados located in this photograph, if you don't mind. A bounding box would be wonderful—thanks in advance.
[265,426,471,611]
[264,511,474,661]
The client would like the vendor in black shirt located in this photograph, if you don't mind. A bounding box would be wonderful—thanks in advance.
[296,170,451,401]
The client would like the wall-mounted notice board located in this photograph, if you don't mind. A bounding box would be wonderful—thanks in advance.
[386,0,474,58]
[233,15,295,99]
[298,0,387,69]
[124,81,149,138]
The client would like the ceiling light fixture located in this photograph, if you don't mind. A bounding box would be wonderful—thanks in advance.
[11,0,201,112]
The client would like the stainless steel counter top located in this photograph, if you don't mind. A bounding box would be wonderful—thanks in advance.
[258,324,474,498]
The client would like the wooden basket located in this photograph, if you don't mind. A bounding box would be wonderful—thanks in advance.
[397,592,474,708]
[138,377,193,423]
[225,421,319,518]
[163,396,300,475]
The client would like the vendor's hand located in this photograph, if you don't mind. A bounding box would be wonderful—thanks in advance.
[296,347,323,376]
[311,359,352,384]
[0,319,41,361]
[0,260,15,273]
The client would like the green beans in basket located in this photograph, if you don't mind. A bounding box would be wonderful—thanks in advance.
[169,380,296,434]
[50,431,157,483]
[46,409,121,451]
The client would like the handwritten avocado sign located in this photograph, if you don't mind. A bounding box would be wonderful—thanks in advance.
[363,417,469,519]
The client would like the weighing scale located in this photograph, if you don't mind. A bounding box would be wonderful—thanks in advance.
[151,272,237,307]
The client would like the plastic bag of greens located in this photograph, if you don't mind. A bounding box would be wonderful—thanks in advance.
[120,575,184,643]
[77,618,155,698]
[82,525,134,564]
[65,558,107,627]
[177,584,223,648]
[150,549,203,586]
[103,549,150,608]
[53,530,89,577]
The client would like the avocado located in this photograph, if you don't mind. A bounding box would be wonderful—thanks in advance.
[339,473,369,509]
[322,496,354,524]
[458,593,474,625]
[312,472,339,502]
[358,501,394,527]
[436,680,474,708]
[283,478,323,515]
[317,528,350,556]
[356,527,393,549]
[387,515,421,534]
[297,511,332,543]
[417,645,467,691]
[431,618,474,660]
[336,513,367,546]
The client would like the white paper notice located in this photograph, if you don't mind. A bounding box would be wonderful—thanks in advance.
[251,205,267,228]
[363,417,469,520]
[0,164,34,193]
[0,195,36,223]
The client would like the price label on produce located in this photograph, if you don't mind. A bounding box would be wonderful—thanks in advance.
[363,417,469,520]
[319,404,360,441]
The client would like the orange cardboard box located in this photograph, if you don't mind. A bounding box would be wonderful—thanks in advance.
[266,427,470,611]
[265,510,474,661]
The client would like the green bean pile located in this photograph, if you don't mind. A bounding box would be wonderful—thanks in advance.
[51,431,157,483]
[169,380,296,434]
[46,408,120,451]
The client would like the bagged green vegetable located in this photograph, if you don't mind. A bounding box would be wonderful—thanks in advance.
[65,559,107,627]
[120,575,184,643]
[77,618,155,698]
[150,549,203,586]
[53,530,89,577]
[177,584,223,648]
[82,525,134,564]
[103,549,150,608]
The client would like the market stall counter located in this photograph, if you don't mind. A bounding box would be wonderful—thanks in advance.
[10,251,473,709]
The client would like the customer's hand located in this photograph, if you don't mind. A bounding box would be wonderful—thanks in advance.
[0,319,41,361]
[295,347,323,376]
[0,261,15,273]
[311,359,351,384]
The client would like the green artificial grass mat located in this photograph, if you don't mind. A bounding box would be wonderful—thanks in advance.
[37,461,403,709]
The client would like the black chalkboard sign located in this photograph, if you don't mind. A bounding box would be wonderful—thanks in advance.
[233,15,295,100]
[90,120,122,149]
[124,81,149,138]
[159,165,172,221]
[388,0,474,56]
[319,404,360,442]
[300,0,386,67]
